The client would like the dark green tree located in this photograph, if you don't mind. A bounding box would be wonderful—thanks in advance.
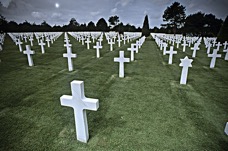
[108,15,120,28]
[142,15,150,37]
[69,18,79,26]
[0,15,7,32]
[96,18,109,31]
[184,12,205,36]
[217,16,228,43]
[162,2,186,34]
[184,12,223,36]
[87,21,96,31]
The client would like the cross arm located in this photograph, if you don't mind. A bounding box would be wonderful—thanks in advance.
[83,98,99,111]
[60,95,74,108]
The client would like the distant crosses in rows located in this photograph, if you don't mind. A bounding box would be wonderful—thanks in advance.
[208,49,221,68]
[179,56,193,85]
[39,39,46,54]
[23,45,35,66]
[166,46,177,64]
[60,80,99,143]
[114,51,130,78]
[93,42,102,58]
[63,47,77,71]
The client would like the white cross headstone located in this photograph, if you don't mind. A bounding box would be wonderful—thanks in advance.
[163,43,168,55]
[39,40,46,54]
[85,38,91,49]
[179,56,193,84]
[24,36,27,43]
[215,42,222,51]
[23,45,35,66]
[206,43,212,54]
[114,51,130,78]
[60,80,99,143]
[225,122,228,135]
[160,41,163,51]
[81,36,85,45]
[63,47,77,71]
[176,40,181,48]
[122,36,127,45]
[223,41,228,50]
[46,38,51,47]
[93,42,102,58]
[127,44,137,61]
[166,46,177,64]
[98,36,103,46]
[29,37,34,46]
[16,39,23,52]
[208,49,221,68]
[181,40,188,52]
[191,43,199,58]
[132,43,139,53]
[117,35,121,47]
[108,38,115,51]
[223,49,228,60]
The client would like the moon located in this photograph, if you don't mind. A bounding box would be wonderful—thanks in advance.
[55,3,59,8]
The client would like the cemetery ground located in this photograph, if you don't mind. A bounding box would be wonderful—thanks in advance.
[0,33,228,150]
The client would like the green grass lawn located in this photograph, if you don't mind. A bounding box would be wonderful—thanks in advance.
[0,33,228,151]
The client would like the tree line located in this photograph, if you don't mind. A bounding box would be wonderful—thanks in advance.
[0,1,226,38]
[0,15,140,33]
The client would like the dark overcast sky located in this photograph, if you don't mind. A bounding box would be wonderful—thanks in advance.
[0,0,228,27]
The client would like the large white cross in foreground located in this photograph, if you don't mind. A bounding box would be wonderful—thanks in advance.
[114,51,130,77]
[60,80,99,143]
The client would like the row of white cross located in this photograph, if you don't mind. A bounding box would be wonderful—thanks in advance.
[60,33,145,143]
[7,32,63,66]
[62,32,141,72]
[154,34,227,85]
